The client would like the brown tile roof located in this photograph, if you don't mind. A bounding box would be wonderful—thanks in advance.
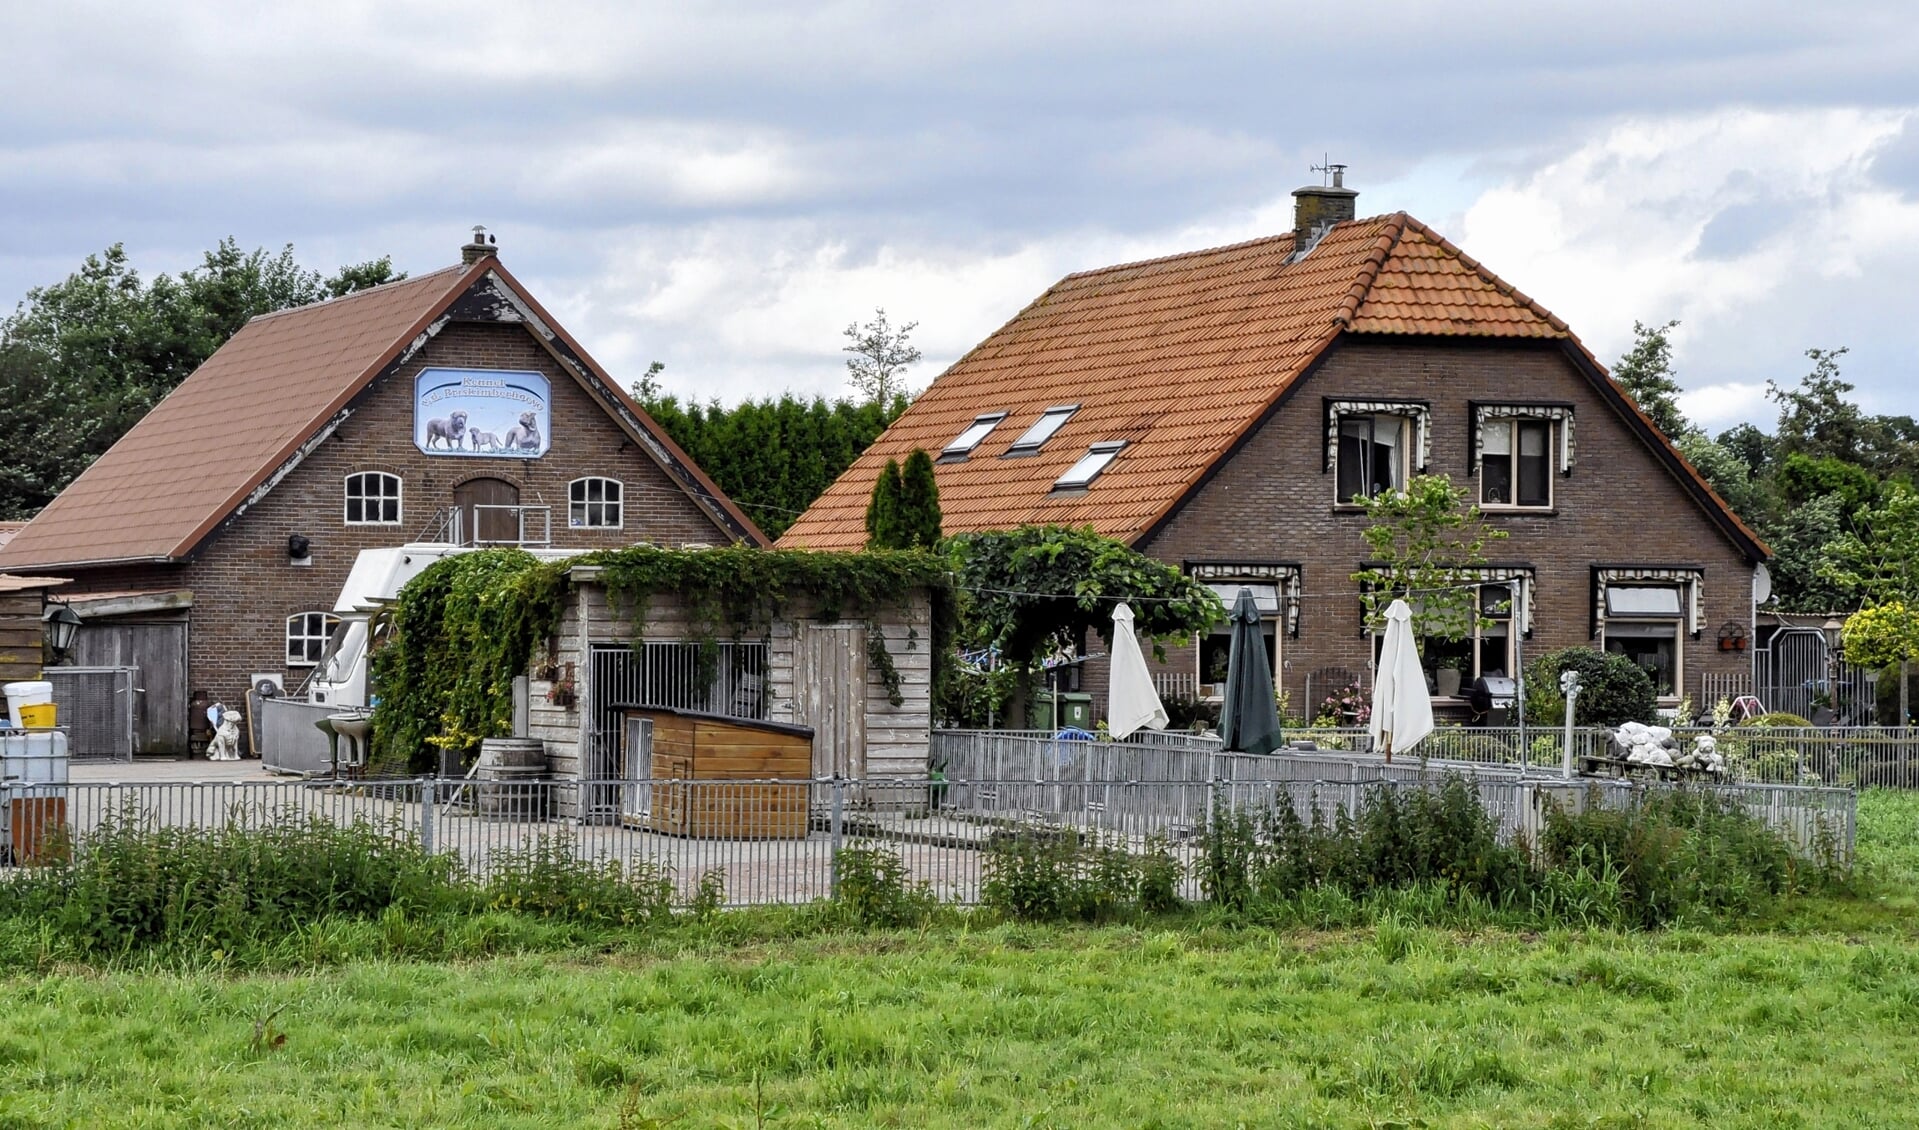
[0,267,477,570]
[777,213,1767,561]
[0,259,764,571]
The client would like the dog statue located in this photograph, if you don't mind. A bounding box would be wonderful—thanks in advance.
[502,411,542,451]
[206,706,242,761]
[424,410,469,450]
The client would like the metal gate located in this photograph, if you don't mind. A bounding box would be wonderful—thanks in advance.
[586,640,769,822]
[1756,629,1878,723]
[45,667,136,761]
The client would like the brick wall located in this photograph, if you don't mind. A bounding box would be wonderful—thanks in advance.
[60,319,736,715]
[1139,335,1757,714]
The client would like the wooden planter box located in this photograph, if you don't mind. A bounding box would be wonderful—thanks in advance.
[617,706,814,840]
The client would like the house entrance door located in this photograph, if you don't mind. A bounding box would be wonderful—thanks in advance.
[793,621,867,780]
[454,477,521,545]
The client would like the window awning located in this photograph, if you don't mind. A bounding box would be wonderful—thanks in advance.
[1593,566,1704,638]
[1470,402,1575,476]
[1189,562,1301,637]
[1323,399,1431,475]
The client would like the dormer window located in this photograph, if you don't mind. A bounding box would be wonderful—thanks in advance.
[1053,441,1125,490]
[1005,405,1079,456]
[941,413,1006,460]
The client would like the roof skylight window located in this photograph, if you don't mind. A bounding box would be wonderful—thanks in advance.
[941,413,1006,460]
[1053,441,1126,490]
[1005,405,1079,456]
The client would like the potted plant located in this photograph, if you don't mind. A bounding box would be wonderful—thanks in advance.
[1434,666,1464,698]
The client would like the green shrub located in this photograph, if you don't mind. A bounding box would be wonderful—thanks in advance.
[0,808,463,958]
[1524,648,1657,727]
[982,829,1172,922]
[481,837,673,927]
[1739,711,1813,728]
[833,841,935,928]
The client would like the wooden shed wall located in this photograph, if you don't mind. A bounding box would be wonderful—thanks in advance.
[0,592,44,685]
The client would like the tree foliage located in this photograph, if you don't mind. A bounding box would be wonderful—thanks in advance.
[633,377,906,539]
[1841,602,1919,671]
[897,449,942,550]
[1611,319,1690,440]
[1350,474,1507,640]
[0,239,402,518]
[865,458,905,549]
[843,308,922,404]
[947,526,1224,671]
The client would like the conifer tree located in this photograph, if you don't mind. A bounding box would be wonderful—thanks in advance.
[897,448,943,549]
[865,458,905,549]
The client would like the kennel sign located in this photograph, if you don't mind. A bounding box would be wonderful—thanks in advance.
[413,368,551,458]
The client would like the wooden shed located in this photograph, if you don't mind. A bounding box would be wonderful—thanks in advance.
[0,575,66,685]
[617,705,813,839]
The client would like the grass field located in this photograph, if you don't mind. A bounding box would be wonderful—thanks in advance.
[0,792,1913,1129]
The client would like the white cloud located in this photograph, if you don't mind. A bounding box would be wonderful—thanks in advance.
[1458,108,1919,424]
[1679,382,1771,432]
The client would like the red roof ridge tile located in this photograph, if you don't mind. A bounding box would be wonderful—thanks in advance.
[1058,231,1297,283]
[1333,212,1410,328]
[1393,216,1573,335]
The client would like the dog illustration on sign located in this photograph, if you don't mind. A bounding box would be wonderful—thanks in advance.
[502,411,542,452]
[467,429,503,453]
[424,410,469,450]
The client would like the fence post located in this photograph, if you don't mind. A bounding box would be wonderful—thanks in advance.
[828,775,845,900]
[421,776,437,855]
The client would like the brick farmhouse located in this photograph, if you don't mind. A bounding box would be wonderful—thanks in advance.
[0,235,761,754]
[780,176,1771,723]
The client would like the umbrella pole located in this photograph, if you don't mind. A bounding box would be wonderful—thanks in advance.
[1382,730,1392,765]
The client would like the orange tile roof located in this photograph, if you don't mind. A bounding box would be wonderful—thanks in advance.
[0,259,764,571]
[778,212,1767,561]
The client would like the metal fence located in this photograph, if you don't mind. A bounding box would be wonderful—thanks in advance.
[5,762,1854,901]
[936,724,1919,790]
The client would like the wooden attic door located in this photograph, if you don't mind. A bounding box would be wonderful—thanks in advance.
[454,477,520,545]
[793,621,867,780]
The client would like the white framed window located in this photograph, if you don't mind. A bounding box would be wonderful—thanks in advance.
[344,471,401,525]
[1053,441,1125,490]
[1605,620,1682,699]
[942,413,1006,459]
[1480,418,1555,508]
[286,611,339,667]
[569,477,623,528]
[1597,580,1690,699]
[1006,405,1079,456]
[1336,413,1411,502]
[1413,586,1516,697]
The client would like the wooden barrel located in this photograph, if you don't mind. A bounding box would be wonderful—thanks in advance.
[478,737,546,770]
[476,763,548,821]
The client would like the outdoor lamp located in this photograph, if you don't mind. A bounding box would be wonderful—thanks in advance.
[44,602,82,661]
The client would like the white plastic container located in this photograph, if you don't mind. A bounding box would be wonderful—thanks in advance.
[3,681,54,729]
[14,730,67,794]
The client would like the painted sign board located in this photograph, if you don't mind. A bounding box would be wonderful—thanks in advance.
[413,368,551,458]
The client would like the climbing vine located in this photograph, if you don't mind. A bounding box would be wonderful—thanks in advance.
[369,550,567,774]
[370,545,951,773]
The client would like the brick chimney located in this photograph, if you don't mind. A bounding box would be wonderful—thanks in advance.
[1292,165,1358,252]
[461,225,497,265]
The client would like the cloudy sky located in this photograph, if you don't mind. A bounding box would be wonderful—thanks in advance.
[4,2,1918,431]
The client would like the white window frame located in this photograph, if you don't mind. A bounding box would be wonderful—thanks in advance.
[1478,417,1556,509]
[286,611,339,668]
[1335,412,1412,503]
[1602,618,1684,701]
[343,471,402,525]
[1053,441,1125,490]
[1409,586,1517,698]
[1326,400,1430,505]
[942,412,1006,459]
[568,476,624,529]
[1593,570,1700,702]
[1006,405,1079,456]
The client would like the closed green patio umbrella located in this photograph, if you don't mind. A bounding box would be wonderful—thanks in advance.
[1219,587,1283,755]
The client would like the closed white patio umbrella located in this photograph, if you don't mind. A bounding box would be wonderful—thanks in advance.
[1370,599,1434,763]
[1106,602,1169,740]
